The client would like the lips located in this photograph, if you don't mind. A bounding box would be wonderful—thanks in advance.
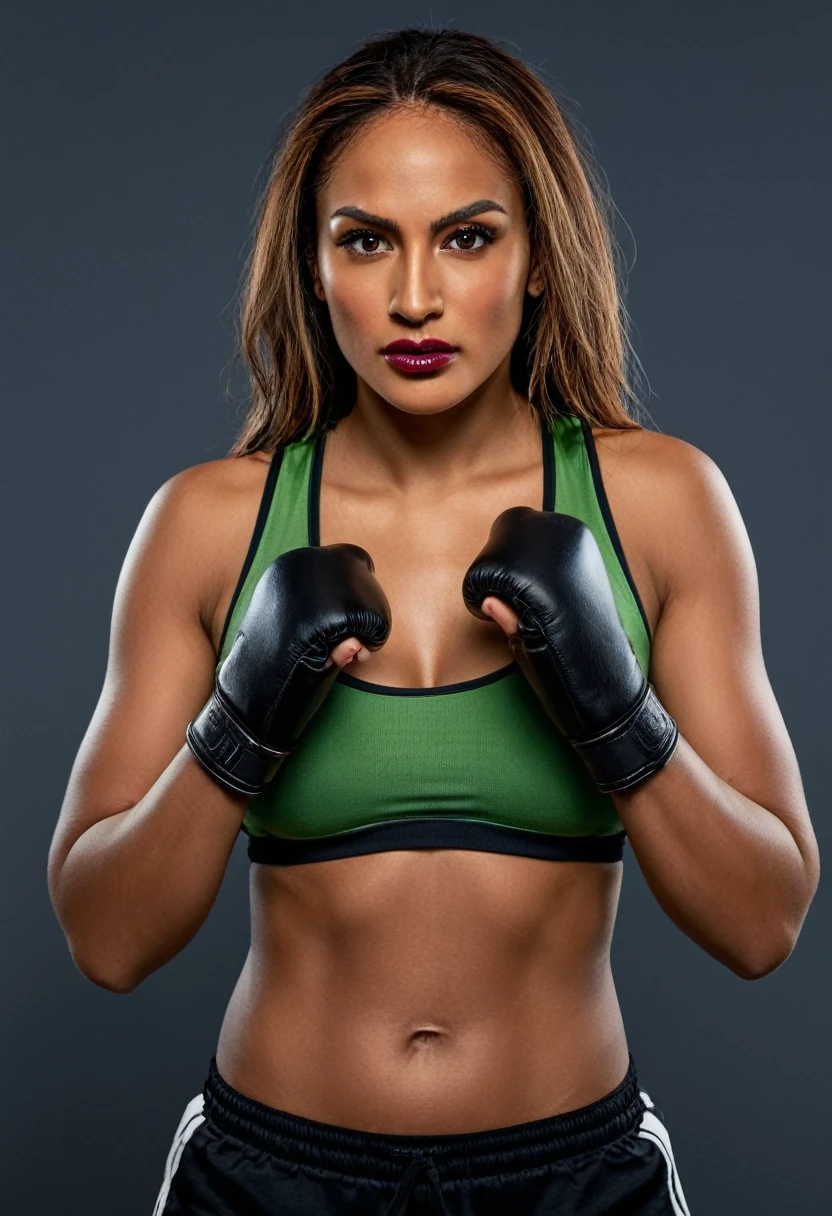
[383,338,458,353]
[382,340,459,375]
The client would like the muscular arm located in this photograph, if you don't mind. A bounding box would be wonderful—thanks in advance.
[482,432,820,979]
[47,461,257,993]
[608,437,819,978]
[48,455,367,994]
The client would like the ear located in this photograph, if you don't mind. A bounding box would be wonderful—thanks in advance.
[526,259,544,298]
[306,249,326,302]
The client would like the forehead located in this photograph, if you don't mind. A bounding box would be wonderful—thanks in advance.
[317,107,518,216]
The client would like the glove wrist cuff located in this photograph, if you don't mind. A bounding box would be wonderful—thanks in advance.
[186,688,292,798]
[572,683,679,794]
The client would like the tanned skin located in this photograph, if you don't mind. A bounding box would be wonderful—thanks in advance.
[48,105,818,1134]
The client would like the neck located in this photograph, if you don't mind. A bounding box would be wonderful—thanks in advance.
[330,379,542,495]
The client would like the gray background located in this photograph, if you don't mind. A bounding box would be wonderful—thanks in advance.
[2,2,829,1211]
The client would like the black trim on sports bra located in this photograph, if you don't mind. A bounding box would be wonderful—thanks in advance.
[247,820,626,865]
[306,414,556,696]
[542,411,556,512]
[217,447,285,658]
[307,426,325,547]
[336,661,516,696]
[580,419,652,644]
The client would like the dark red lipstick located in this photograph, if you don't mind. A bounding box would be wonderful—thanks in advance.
[382,337,459,374]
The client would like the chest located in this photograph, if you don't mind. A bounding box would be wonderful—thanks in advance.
[216,416,648,859]
[318,461,549,689]
[316,433,660,690]
[210,418,661,687]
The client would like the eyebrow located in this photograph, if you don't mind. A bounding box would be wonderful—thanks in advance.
[329,198,508,236]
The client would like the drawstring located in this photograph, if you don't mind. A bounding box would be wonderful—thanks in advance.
[385,1151,452,1215]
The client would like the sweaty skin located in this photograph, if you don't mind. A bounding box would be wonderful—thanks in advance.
[212,415,658,1135]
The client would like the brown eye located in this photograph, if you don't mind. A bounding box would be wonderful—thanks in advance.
[354,234,381,254]
[336,229,390,258]
[446,224,496,254]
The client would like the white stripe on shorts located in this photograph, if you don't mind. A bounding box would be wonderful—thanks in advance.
[638,1089,691,1216]
[151,1093,206,1216]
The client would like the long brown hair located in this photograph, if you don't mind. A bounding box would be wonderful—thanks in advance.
[228,26,649,457]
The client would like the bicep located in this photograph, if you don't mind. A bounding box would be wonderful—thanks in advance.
[48,468,221,888]
[647,443,817,871]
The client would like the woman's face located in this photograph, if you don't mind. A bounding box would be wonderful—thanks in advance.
[311,106,543,417]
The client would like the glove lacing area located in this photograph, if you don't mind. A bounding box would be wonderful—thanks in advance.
[384,1149,453,1215]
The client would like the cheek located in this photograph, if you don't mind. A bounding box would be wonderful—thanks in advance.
[316,246,370,331]
[457,245,529,336]
[324,277,378,357]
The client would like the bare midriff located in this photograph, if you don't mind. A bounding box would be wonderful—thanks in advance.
[214,851,628,1133]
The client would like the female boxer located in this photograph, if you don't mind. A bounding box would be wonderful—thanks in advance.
[49,26,818,1215]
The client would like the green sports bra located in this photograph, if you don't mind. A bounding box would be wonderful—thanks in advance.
[217,413,651,866]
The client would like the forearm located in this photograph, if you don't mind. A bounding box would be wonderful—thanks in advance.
[612,734,817,979]
[53,745,251,992]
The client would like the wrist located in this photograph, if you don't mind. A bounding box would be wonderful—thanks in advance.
[571,683,679,794]
[186,688,292,797]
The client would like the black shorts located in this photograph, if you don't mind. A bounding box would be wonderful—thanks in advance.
[152,1054,691,1214]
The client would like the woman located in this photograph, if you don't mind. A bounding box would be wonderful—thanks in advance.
[48,26,818,1215]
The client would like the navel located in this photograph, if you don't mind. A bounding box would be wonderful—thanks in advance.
[407,1027,448,1049]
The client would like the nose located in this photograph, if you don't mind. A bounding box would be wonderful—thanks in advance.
[389,244,443,325]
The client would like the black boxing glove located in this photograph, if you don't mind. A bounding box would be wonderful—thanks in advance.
[462,507,678,794]
[187,544,391,797]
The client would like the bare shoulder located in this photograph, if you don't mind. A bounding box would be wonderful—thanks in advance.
[591,423,719,486]
[139,450,273,645]
[590,425,748,617]
[143,450,271,557]
[158,448,272,503]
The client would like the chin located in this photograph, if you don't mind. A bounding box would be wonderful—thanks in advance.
[387,399,466,417]
[372,379,482,417]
